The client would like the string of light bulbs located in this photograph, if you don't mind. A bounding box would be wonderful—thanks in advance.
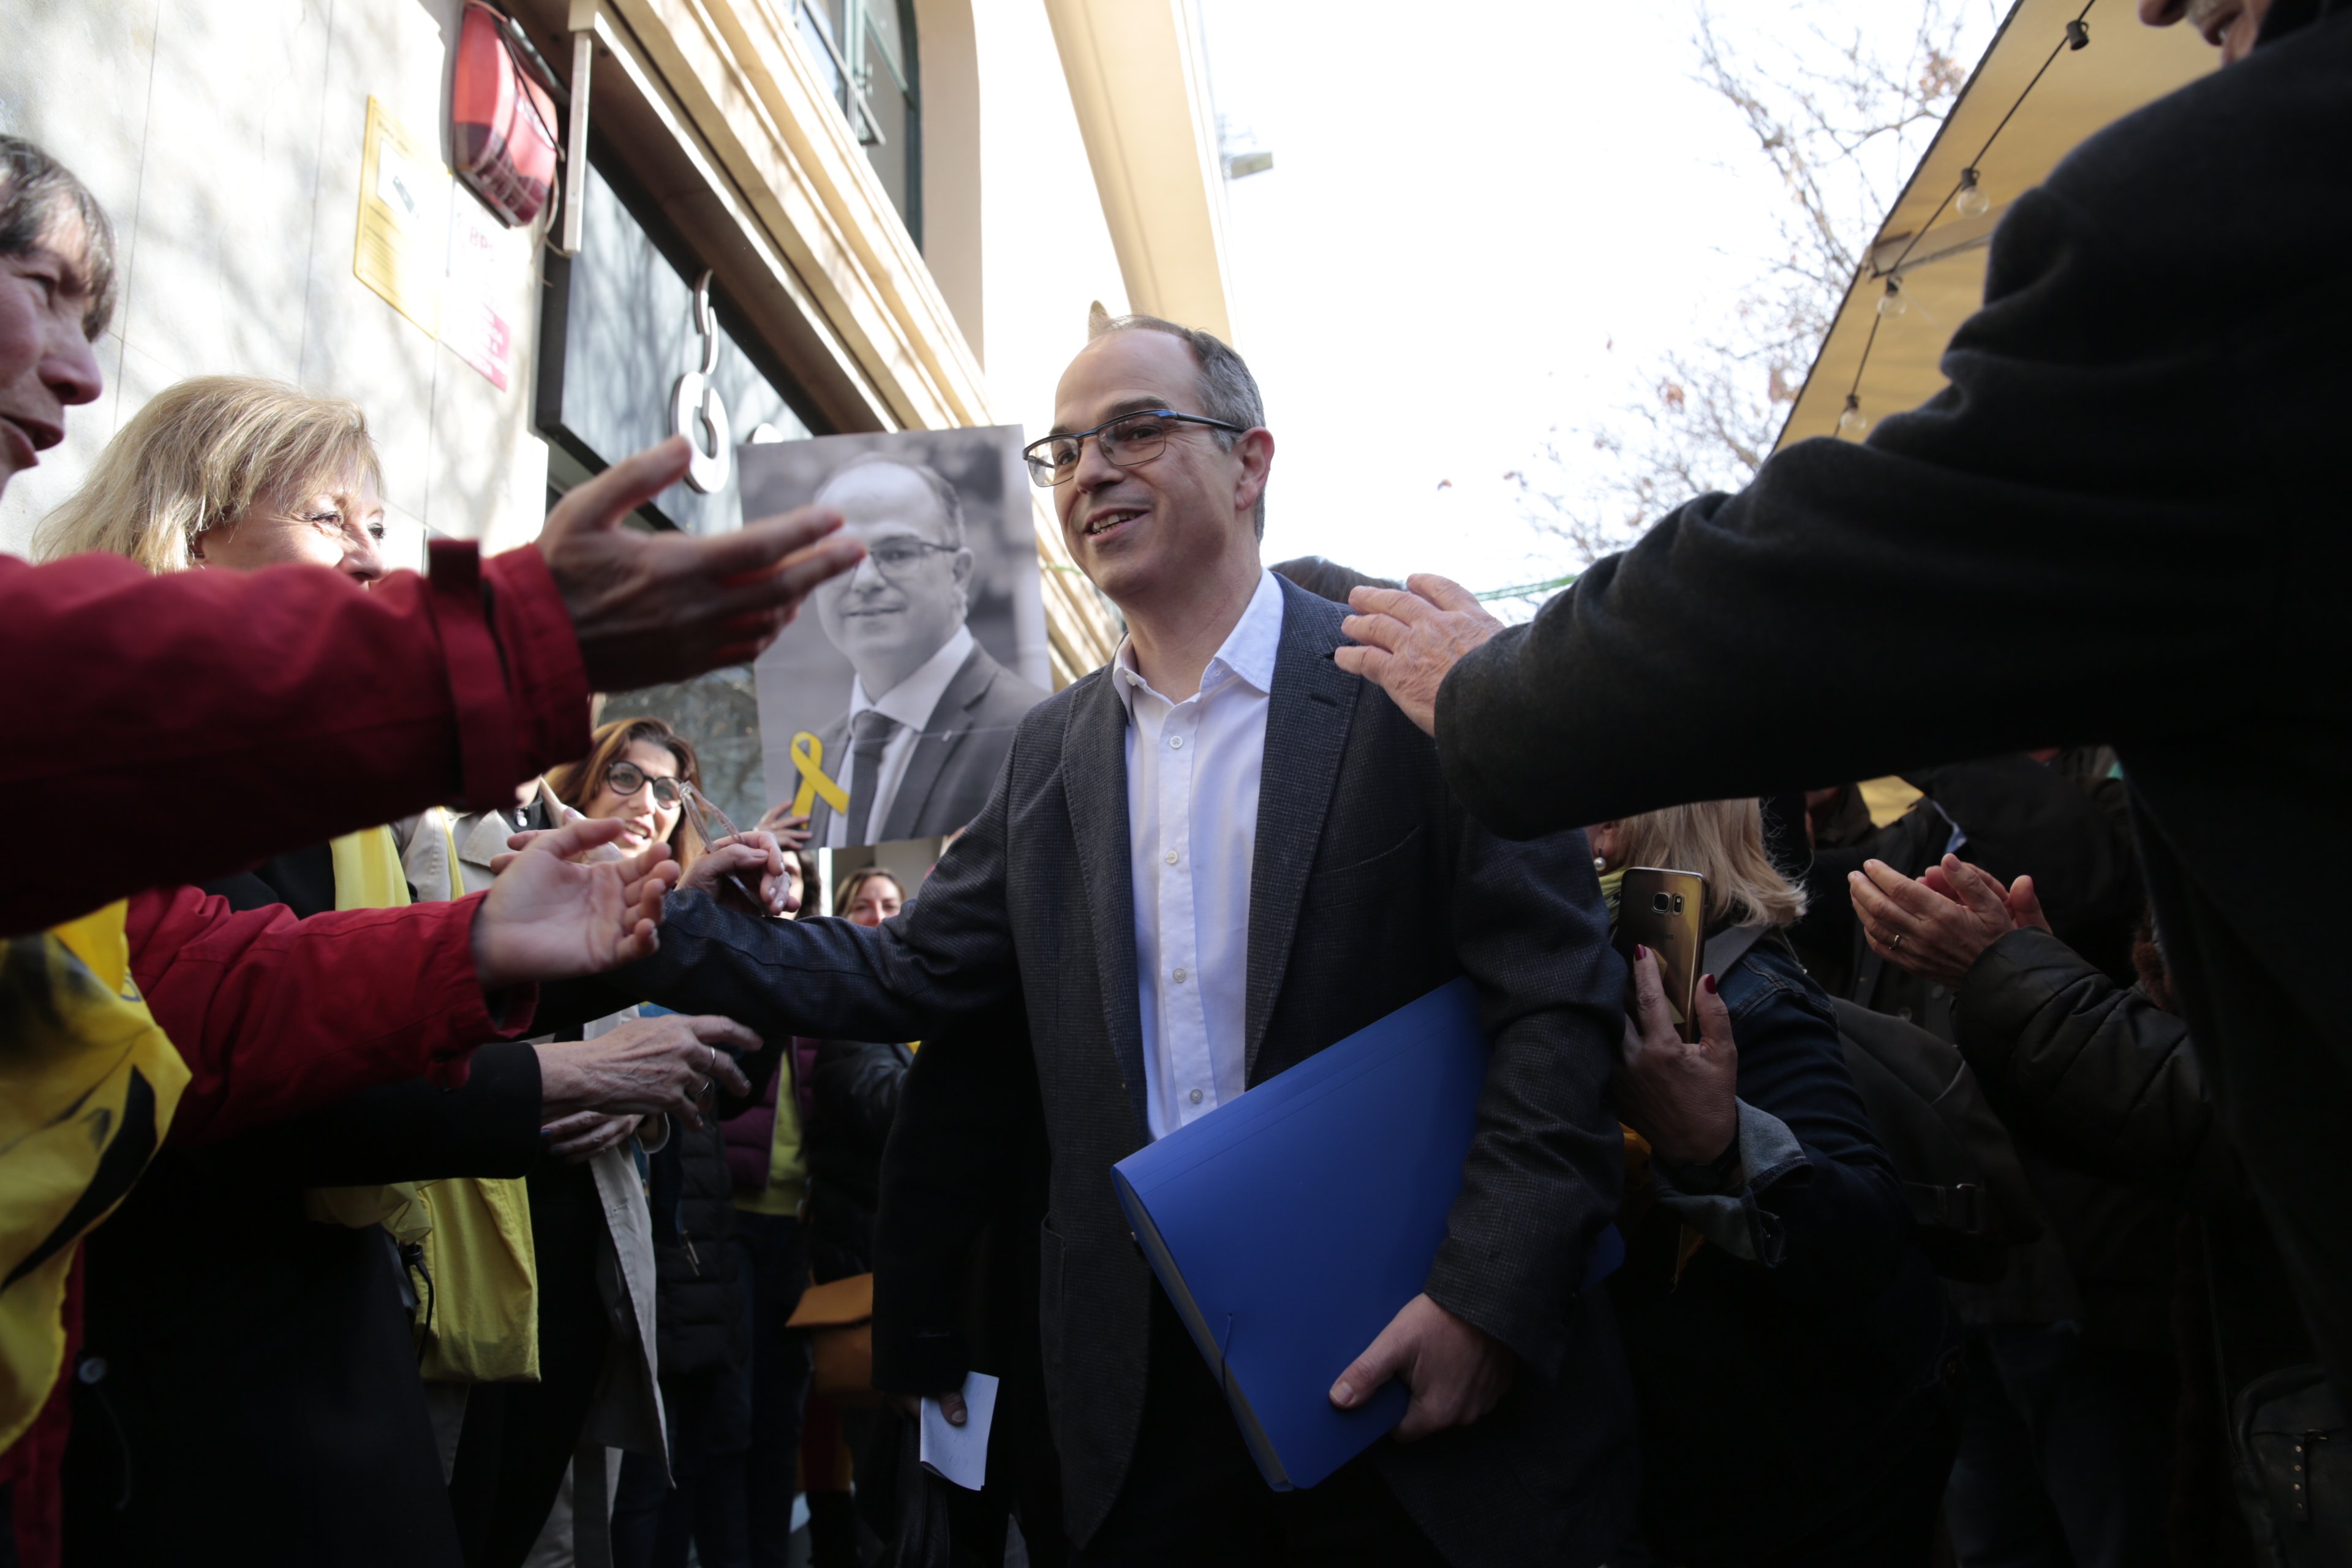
[1838,0,2097,437]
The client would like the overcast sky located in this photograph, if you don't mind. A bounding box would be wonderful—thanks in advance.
[1197,0,1997,611]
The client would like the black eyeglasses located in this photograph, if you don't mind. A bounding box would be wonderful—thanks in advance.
[1022,409,1245,488]
[605,760,684,809]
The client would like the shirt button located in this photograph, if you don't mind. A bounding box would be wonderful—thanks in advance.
[1164,850,1178,865]
[1189,1088,1204,1105]
[1172,967,1188,984]
[1168,734,1183,749]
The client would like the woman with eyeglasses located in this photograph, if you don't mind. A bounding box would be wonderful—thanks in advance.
[543,716,703,856]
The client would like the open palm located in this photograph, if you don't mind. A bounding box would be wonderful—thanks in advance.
[472,818,680,990]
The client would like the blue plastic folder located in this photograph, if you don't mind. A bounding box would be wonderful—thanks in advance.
[1110,977,1624,1492]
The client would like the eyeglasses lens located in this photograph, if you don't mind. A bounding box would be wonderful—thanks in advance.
[1027,415,1172,486]
[607,762,683,807]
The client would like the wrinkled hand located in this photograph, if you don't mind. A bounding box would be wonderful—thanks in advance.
[538,436,867,690]
[1850,854,2038,987]
[540,1110,643,1163]
[1615,944,1739,1166]
[680,831,793,918]
[753,804,814,854]
[1329,1293,1513,1440]
[534,1014,756,1131]
[471,818,679,991]
[1332,575,1504,737]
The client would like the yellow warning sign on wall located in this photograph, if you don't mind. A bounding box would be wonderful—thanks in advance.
[353,96,447,336]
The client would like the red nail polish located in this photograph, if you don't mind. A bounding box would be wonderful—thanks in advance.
[1702,974,1718,995]
[1634,943,1649,962]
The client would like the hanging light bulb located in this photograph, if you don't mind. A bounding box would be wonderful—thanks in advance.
[1877,277,1909,318]
[1956,166,1991,219]
[1838,393,1868,437]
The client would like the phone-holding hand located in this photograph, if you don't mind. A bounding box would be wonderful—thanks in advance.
[471,817,679,992]
[1615,945,1738,1167]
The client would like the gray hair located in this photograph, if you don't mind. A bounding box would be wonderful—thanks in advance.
[1089,312,1267,538]
[0,135,118,339]
[816,451,965,548]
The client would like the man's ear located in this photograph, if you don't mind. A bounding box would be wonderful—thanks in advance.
[1234,427,1275,525]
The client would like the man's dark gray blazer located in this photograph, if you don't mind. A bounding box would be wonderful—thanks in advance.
[624,579,1636,1565]
[807,640,1049,843]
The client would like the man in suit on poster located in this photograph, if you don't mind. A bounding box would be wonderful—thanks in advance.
[804,453,1049,846]
[624,317,1635,1566]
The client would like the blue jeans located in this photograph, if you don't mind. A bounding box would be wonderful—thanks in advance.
[736,1212,813,1568]
[1946,1322,2176,1568]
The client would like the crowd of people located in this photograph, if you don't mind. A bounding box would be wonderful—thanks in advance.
[1,0,2345,1563]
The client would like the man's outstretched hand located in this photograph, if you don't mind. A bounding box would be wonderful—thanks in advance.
[1333,575,1504,737]
[539,436,868,690]
[1328,1292,1513,1440]
[471,816,680,991]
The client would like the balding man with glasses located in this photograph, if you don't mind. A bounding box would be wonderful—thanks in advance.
[626,313,1635,1567]
[805,453,1049,846]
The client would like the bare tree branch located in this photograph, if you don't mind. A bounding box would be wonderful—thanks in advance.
[1516,0,1991,568]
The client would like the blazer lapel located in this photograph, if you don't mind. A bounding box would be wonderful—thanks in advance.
[1058,676,1152,1136]
[1245,582,1360,1077]
[879,647,988,843]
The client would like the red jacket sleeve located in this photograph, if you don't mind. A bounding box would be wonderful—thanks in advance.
[1,541,590,938]
[124,884,543,1145]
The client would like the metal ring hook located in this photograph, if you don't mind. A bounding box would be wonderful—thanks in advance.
[692,269,720,375]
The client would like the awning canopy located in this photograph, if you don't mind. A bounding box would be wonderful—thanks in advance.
[1775,0,2215,450]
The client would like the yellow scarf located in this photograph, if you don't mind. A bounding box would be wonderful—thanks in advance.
[307,822,540,1382]
[0,903,191,1449]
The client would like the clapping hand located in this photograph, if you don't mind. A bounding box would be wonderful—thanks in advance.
[470,816,679,991]
[680,829,795,918]
[1850,854,2051,987]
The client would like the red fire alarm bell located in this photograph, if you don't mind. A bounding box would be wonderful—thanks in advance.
[452,2,560,228]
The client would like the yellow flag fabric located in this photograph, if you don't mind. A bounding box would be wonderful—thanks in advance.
[310,820,540,1384]
[0,903,191,1450]
[413,1175,540,1382]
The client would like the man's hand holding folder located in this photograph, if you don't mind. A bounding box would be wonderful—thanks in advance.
[1327,1292,1513,1439]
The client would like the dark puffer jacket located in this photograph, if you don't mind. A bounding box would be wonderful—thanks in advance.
[1951,925,2323,1563]
[647,1118,747,1378]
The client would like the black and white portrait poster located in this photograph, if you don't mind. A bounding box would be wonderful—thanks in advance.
[742,426,1052,849]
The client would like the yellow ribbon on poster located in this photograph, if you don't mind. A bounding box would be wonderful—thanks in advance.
[0,903,190,1450]
[791,731,850,818]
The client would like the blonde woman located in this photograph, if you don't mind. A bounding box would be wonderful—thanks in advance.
[1594,799,1955,1567]
[35,373,387,580]
[49,376,756,1568]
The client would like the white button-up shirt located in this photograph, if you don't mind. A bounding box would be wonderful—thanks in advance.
[824,625,975,848]
[1113,570,1285,1139]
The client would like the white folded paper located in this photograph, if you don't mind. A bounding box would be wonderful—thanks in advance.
[918,1371,1000,1491]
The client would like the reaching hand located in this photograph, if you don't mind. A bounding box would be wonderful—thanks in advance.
[1850,854,2022,987]
[1331,575,1504,737]
[753,803,815,854]
[1615,944,1740,1166]
[540,1110,644,1163]
[538,437,868,690]
[534,1013,757,1130]
[1328,1292,1514,1440]
[679,831,793,918]
[470,817,679,991]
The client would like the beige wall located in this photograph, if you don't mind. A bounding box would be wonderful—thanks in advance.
[0,0,551,568]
